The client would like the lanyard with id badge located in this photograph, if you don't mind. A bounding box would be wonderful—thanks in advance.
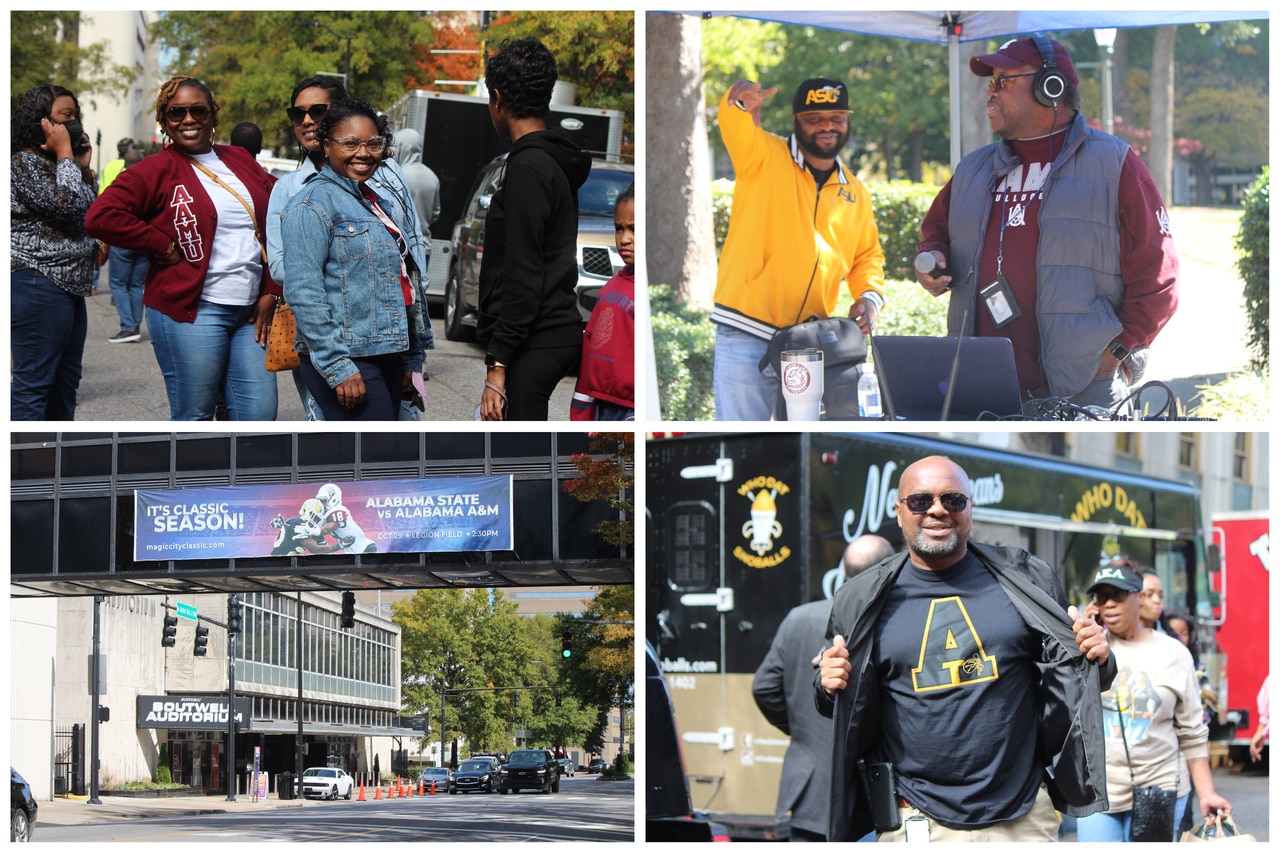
[981,193,1023,329]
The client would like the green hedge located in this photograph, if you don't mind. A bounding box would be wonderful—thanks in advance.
[711,178,939,281]
[1235,166,1268,371]
[651,284,716,420]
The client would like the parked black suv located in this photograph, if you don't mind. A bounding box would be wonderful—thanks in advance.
[497,749,559,795]
[11,768,37,842]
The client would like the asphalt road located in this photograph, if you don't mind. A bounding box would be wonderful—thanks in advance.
[35,776,634,843]
[73,274,576,422]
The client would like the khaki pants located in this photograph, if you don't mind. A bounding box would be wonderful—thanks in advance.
[878,783,1059,842]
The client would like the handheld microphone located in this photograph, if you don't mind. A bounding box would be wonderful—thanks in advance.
[914,252,947,278]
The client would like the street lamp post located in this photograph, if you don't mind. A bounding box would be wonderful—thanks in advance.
[311,20,352,92]
[1094,28,1118,136]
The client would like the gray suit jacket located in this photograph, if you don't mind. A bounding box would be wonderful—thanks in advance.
[752,599,833,838]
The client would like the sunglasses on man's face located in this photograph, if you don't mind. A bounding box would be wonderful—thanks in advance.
[165,104,211,124]
[287,104,330,125]
[899,492,970,514]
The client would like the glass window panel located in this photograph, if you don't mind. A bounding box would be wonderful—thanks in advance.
[236,434,293,470]
[59,498,112,572]
[299,433,355,467]
[424,433,484,461]
[176,437,230,472]
[118,440,172,475]
[61,442,113,478]
[362,433,422,464]
[12,502,54,573]
[492,433,550,458]
[514,479,553,560]
[12,446,56,480]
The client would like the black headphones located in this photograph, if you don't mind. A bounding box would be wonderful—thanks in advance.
[1031,32,1067,107]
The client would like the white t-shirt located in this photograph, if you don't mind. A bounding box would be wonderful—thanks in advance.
[190,150,262,306]
[1101,629,1207,810]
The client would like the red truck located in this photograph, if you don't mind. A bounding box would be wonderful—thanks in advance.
[1205,511,1270,762]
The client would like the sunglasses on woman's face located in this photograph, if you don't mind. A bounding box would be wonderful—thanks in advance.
[165,104,211,124]
[287,104,330,125]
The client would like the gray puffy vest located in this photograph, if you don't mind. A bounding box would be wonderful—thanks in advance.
[946,112,1130,398]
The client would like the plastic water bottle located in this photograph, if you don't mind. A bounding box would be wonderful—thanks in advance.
[858,364,882,419]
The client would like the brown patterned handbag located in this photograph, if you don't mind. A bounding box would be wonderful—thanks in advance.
[265,298,300,372]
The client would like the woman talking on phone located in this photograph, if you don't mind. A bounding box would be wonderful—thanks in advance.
[11,83,98,420]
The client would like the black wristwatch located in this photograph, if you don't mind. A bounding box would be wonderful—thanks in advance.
[484,352,505,369]
[1107,339,1131,362]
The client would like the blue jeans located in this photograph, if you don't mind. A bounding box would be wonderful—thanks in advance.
[108,246,148,332]
[11,268,87,420]
[713,325,777,420]
[147,301,278,420]
[1076,793,1190,842]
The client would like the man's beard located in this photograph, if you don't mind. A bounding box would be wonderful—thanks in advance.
[908,524,964,558]
[794,124,849,161]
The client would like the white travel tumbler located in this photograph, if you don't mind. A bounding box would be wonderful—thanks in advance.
[779,349,824,421]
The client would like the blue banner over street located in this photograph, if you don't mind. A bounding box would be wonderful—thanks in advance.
[134,477,513,561]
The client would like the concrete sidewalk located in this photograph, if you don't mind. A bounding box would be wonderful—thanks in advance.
[36,778,449,827]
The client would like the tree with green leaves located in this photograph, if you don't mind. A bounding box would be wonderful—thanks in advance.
[10,12,137,107]
[561,432,633,547]
[148,11,435,155]
[485,12,634,117]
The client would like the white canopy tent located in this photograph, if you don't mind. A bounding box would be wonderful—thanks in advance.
[701,11,1263,165]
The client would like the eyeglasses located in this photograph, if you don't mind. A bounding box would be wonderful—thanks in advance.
[899,492,970,514]
[1092,588,1133,605]
[327,135,388,154]
[165,104,211,123]
[987,72,1038,92]
[287,104,330,125]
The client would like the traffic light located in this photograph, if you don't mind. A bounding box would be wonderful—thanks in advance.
[227,594,242,635]
[341,591,356,629]
[162,614,178,647]
[514,691,520,709]
[194,622,209,656]
[555,689,562,708]
[561,630,572,659]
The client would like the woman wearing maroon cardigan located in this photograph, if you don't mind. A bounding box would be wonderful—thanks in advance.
[87,75,280,420]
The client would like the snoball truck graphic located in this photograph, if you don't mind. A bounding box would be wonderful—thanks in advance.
[733,475,793,568]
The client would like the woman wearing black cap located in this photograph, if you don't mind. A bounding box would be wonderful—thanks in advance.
[1077,562,1232,841]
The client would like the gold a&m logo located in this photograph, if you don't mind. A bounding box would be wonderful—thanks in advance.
[733,475,792,568]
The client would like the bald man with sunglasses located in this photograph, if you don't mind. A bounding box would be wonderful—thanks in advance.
[815,455,1115,841]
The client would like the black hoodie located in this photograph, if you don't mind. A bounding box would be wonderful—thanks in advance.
[477,129,592,363]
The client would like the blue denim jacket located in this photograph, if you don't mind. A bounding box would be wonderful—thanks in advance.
[282,164,431,388]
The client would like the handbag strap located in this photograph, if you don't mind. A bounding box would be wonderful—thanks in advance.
[1117,703,1179,789]
[186,155,269,266]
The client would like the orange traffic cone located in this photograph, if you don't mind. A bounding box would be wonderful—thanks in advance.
[374,781,382,799]
[390,778,398,798]
[430,779,436,795]
[358,779,366,801]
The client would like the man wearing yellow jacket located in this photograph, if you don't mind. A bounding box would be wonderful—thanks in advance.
[713,77,886,420]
